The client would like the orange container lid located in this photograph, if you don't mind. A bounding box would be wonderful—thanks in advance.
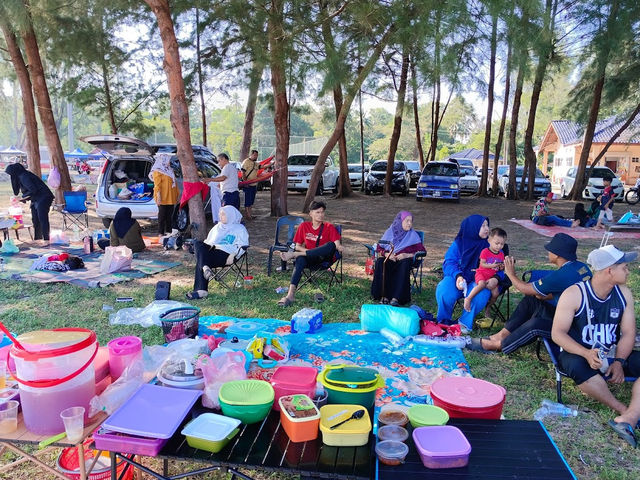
[278,394,320,422]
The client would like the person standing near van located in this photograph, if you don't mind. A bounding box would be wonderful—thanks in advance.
[149,153,179,236]
[207,153,240,210]
[241,149,259,220]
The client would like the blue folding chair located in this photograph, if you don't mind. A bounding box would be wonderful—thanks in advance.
[61,191,89,231]
[267,215,305,276]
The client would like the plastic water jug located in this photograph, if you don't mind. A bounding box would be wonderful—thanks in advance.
[107,336,142,381]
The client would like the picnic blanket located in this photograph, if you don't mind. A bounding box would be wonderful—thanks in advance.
[199,316,471,407]
[509,218,640,240]
[0,246,179,288]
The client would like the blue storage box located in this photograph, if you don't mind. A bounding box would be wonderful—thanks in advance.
[225,321,264,340]
[291,308,322,334]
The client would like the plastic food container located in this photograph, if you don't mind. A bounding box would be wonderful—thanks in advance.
[279,394,320,443]
[408,405,449,427]
[378,408,409,426]
[318,365,384,408]
[157,359,205,390]
[375,440,409,466]
[219,380,274,424]
[181,413,241,453]
[319,404,371,447]
[93,428,169,457]
[225,322,263,340]
[270,366,318,411]
[413,425,471,469]
[378,425,408,442]
[430,377,506,419]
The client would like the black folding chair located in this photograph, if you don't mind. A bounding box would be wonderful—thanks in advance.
[207,246,250,290]
[267,215,304,276]
[61,191,89,231]
[297,225,343,290]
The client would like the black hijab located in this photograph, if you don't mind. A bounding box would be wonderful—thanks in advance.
[5,163,26,196]
[113,207,136,238]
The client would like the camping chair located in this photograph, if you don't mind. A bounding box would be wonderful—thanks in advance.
[297,224,343,290]
[267,215,304,276]
[206,246,250,290]
[61,191,89,231]
[362,230,427,293]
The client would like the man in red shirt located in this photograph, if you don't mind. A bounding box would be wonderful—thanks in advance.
[278,200,343,306]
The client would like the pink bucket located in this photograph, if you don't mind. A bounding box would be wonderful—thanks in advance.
[107,336,142,381]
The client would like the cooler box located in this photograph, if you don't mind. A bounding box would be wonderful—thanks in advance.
[430,377,505,419]
[270,366,318,411]
[279,394,320,443]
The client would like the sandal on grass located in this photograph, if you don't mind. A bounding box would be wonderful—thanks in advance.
[608,420,637,448]
[278,297,294,307]
[466,337,496,355]
[185,291,207,300]
[314,293,325,303]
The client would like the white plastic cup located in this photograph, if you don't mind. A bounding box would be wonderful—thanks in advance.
[60,406,85,444]
[0,400,19,434]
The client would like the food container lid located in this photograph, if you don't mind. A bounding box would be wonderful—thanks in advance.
[219,380,274,406]
[378,408,409,426]
[378,425,408,442]
[181,413,241,442]
[408,405,449,426]
[412,426,472,457]
[218,338,250,351]
[324,365,379,385]
[279,394,320,422]
[375,440,408,460]
[271,366,318,389]
[107,336,142,356]
[430,377,506,409]
[159,359,203,382]
[319,404,371,435]
[225,322,263,337]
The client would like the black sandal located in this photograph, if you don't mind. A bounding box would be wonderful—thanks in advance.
[185,291,207,300]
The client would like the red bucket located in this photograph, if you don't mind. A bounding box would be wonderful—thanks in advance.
[56,440,133,480]
[430,377,506,420]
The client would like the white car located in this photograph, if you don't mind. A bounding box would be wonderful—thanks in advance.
[347,164,365,189]
[560,166,624,201]
[495,165,552,198]
[458,166,479,195]
[287,154,339,194]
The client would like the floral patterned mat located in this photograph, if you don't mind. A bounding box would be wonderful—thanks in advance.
[199,315,471,407]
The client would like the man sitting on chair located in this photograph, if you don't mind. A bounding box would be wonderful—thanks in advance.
[469,233,591,354]
[277,200,343,307]
[552,245,640,448]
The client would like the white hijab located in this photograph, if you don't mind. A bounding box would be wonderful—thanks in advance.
[204,205,249,256]
[149,153,176,186]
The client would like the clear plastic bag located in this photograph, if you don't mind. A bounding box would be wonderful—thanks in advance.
[196,352,247,409]
[89,360,145,417]
[109,300,193,327]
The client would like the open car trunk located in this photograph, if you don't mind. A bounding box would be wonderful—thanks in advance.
[104,158,155,202]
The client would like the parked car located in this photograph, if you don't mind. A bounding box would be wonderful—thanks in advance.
[153,144,218,164]
[364,160,410,195]
[403,160,421,188]
[495,165,552,198]
[347,164,365,189]
[459,166,479,195]
[86,135,220,228]
[287,154,339,194]
[416,161,460,202]
[560,166,624,201]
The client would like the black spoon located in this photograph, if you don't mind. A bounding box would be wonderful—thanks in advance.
[330,409,366,430]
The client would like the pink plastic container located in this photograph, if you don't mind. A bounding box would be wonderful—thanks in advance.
[107,336,142,381]
[413,426,471,469]
[270,366,318,411]
[430,377,506,419]
[93,428,168,456]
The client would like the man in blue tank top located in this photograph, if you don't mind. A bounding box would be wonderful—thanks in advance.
[553,245,640,448]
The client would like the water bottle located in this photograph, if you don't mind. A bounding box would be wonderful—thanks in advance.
[293,316,310,334]
[459,278,468,297]
[541,399,578,417]
[380,327,408,347]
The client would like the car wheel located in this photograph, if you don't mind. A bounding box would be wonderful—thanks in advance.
[174,207,189,232]
[365,187,370,195]
[102,218,112,228]
[416,196,423,202]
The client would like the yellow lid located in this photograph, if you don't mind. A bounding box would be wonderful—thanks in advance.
[17,330,90,349]
[319,404,371,435]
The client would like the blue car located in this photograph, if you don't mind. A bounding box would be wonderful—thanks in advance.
[416,161,460,202]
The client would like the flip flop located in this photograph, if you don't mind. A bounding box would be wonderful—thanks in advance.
[389,299,400,307]
[314,293,325,303]
[185,291,207,300]
[608,420,637,448]
[278,297,294,307]
[466,337,496,355]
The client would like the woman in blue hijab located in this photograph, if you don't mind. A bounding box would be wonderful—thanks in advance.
[435,214,490,330]
[370,211,425,306]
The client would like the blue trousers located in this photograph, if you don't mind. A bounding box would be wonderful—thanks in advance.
[532,215,573,227]
[435,276,491,330]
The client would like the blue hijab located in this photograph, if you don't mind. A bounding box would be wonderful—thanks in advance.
[455,214,489,276]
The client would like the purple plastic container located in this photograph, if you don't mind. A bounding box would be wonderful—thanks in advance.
[93,428,169,456]
[412,426,471,469]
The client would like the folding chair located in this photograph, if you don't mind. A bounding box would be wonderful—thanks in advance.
[267,215,304,276]
[61,191,89,231]
[297,225,343,289]
[207,246,250,290]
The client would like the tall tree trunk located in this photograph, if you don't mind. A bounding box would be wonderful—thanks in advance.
[239,59,263,162]
[303,25,396,212]
[479,15,497,196]
[385,47,409,196]
[101,59,118,134]
[507,60,525,200]
[411,57,425,170]
[522,0,555,200]
[144,0,206,239]
[428,12,442,163]
[0,19,41,177]
[21,1,70,203]
[569,0,619,200]
[493,41,512,196]
[268,0,290,216]
[195,7,207,146]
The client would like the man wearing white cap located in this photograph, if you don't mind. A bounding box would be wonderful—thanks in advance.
[552,244,640,447]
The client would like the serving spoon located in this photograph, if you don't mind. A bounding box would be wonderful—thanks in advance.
[329,409,365,430]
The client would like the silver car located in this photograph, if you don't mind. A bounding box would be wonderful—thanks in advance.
[347,164,365,189]
[560,166,624,200]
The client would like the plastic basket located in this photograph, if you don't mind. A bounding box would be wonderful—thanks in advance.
[56,441,133,480]
[160,307,200,343]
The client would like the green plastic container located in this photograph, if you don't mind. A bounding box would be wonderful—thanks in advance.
[181,413,241,453]
[408,405,449,428]
[219,380,274,424]
[319,366,385,408]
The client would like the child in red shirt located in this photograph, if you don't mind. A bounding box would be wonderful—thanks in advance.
[463,227,507,315]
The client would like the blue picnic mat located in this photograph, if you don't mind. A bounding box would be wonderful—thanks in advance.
[199,316,471,407]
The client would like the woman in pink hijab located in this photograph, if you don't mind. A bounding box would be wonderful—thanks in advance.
[370,211,425,306]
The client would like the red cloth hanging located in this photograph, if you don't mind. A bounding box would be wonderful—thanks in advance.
[180,182,209,209]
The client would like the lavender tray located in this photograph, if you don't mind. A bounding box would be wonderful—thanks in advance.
[93,428,169,457]
[103,384,201,439]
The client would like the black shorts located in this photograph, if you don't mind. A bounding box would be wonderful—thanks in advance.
[558,350,640,385]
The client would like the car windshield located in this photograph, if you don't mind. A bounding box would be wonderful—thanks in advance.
[503,166,545,178]
[497,165,509,176]
[404,161,419,171]
[590,168,616,179]
[348,165,363,173]
[422,163,458,176]
[288,155,317,166]
[371,162,405,172]
[461,167,476,176]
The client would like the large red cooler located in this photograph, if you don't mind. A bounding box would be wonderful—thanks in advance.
[430,377,505,419]
[270,366,318,411]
